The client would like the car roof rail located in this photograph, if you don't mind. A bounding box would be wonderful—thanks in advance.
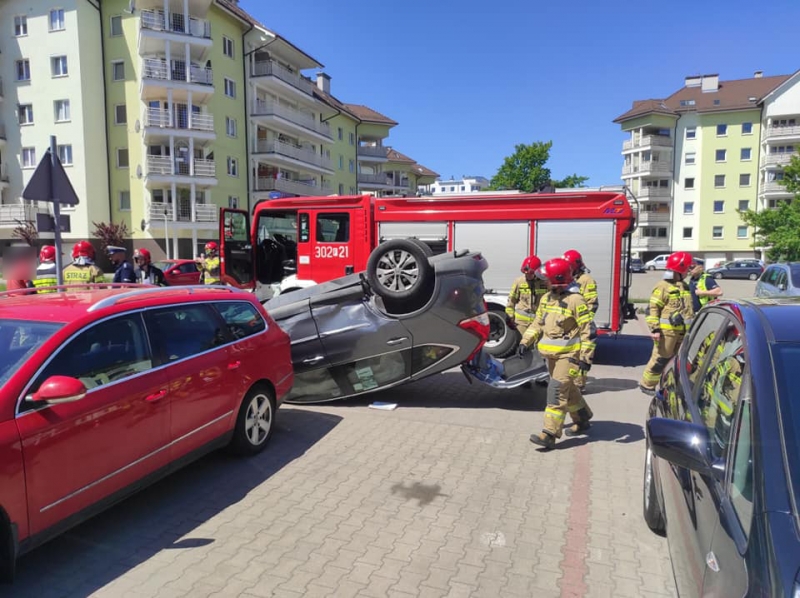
[88,285,246,312]
[0,283,142,300]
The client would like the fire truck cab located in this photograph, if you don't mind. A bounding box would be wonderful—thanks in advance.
[219,190,637,357]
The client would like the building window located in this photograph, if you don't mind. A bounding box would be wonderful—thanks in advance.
[685,177,695,189]
[110,15,122,36]
[683,201,694,215]
[22,148,36,168]
[338,183,344,194]
[228,196,238,209]
[738,200,749,212]
[339,155,343,170]
[16,59,31,82]
[114,104,127,125]
[685,152,696,165]
[349,159,355,173]
[54,99,71,122]
[741,148,751,161]
[112,61,125,81]
[14,15,28,36]
[225,117,237,137]
[337,127,343,141]
[349,132,355,145]
[224,78,236,98]
[117,148,129,169]
[682,227,693,239]
[49,9,66,31]
[18,104,34,125]
[51,56,68,77]
[641,227,668,238]
[713,226,724,239]
[737,225,748,239]
[739,173,751,187]
[349,186,356,194]
[714,200,725,213]
[227,157,238,177]
[119,191,131,211]
[717,124,728,136]
[715,149,726,162]
[223,36,234,58]
[742,122,753,135]
[685,127,696,140]
[714,175,725,188]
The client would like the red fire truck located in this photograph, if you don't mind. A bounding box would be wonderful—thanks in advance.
[219,190,637,357]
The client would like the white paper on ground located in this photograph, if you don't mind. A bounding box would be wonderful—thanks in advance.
[368,402,398,411]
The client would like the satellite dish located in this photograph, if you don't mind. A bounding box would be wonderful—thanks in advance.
[136,165,142,178]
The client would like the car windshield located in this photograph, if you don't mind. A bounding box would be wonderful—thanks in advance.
[770,342,800,518]
[0,319,63,386]
[152,261,172,271]
[790,265,800,288]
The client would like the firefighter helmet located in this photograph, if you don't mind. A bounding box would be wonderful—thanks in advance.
[563,249,584,273]
[666,251,693,276]
[39,245,56,263]
[542,258,573,286]
[205,241,218,255]
[134,248,152,265]
[520,255,542,274]
[71,240,95,261]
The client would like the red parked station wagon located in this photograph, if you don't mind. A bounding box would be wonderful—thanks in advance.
[0,285,293,581]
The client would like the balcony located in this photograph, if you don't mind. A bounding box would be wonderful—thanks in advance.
[251,60,315,99]
[631,233,670,251]
[357,172,390,187]
[140,9,211,39]
[635,211,671,225]
[761,181,792,195]
[622,135,673,151]
[636,186,671,199]
[255,177,330,197]
[760,153,796,167]
[141,58,213,102]
[143,108,215,140]
[622,161,672,176]
[763,125,800,141]
[0,203,48,227]
[145,155,217,187]
[357,145,388,161]
[251,99,332,141]
[148,201,218,224]
[253,140,333,172]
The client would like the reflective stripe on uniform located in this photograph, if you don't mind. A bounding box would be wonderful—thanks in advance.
[515,309,535,322]
[545,407,566,421]
[33,277,57,293]
[542,305,573,316]
[659,318,686,332]
[538,336,580,354]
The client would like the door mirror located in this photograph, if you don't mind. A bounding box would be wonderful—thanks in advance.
[31,376,88,404]
[169,270,179,275]
[779,283,787,291]
[647,418,714,476]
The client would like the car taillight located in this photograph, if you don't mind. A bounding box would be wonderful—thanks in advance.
[459,312,490,361]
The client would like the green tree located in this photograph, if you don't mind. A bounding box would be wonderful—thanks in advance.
[488,141,553,192]
[739,154,800,261]
[552,174,589,188]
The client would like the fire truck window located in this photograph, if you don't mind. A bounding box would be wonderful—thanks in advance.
[317,213,350,243]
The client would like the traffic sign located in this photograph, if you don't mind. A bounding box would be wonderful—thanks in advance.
[22,149,80,206]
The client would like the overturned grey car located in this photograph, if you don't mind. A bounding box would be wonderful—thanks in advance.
[263,239,546,403]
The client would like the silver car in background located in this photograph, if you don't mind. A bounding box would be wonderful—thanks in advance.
[755,263,800,298]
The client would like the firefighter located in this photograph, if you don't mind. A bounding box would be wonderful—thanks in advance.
[505,255,547,338]
[639,251,695,395]
[63,241,105,285]
[196,241,221,285]
[563,249,598,391]
[107,246,136,283]
[688,258,723,312]
[134,248,167,286]
[33,245,58,293]
[518,258,595,450]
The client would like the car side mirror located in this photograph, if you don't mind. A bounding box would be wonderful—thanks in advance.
[31,376,88,404]
[647,417,716,477]
[169,270,178,275]
[779,283,787,291]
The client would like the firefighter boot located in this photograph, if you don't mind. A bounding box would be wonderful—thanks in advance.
[565,406,593,437]
[529,431,556,450]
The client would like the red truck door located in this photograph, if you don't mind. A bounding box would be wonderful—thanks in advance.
[305,210,357,282]
[219,208,255,290]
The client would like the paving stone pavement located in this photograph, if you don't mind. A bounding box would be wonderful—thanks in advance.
[10,320,676,598]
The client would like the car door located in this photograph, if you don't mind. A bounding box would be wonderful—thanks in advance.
[143,304,237,461]
[15,313,169,535]
[310,211,356,280]
[755,266,777,297]
[177,261,201,285]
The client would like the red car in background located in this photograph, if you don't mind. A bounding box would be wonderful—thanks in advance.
[0,285,293,581]
[153,259,203,285]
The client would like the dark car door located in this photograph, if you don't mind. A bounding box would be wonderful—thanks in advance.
[175,261,201,285]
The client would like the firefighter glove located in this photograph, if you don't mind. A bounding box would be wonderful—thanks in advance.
[569,358,591,373]
[517,344,529,358]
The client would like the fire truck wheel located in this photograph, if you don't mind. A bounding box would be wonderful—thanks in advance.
[367,239,434,303]
[483,308,521,358]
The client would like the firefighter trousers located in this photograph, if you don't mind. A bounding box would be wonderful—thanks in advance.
[541,356,592,439]
[640,332,684,390]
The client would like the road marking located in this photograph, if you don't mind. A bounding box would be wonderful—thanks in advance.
[559,443,590,597]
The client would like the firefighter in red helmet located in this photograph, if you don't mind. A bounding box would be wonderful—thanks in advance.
[33,245,58,293]
[63,241,105,286]
[505,255,548,341]
[196,241,221,285]
[518,258,595,450]
[563,249,598,391]
[639,251,695,395]
[134,248,167,286]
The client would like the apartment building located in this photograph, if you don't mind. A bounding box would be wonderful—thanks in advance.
[345,104,396,196]
[0,0,108,245]
[312,78,359,196]
[420,175,490,196]
[615,71,798,264]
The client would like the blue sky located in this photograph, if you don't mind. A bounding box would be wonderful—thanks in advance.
[240,0,800,186]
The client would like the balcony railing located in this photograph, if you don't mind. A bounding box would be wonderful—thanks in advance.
[622,135,673,150]
[146,155,216,177]
[140,9,211,39]
[253,140,332,169]
[635,211,671,224]
[255,177,330,196]
[0,203,47,225]
[637,187,671,199]
[357,145,387,158]
[357,173,390,185]
[142,58,213,85]
[251,99,331,138]
[622,161,672,175]
[764,125,800,139]
[762,181,790,193]
[144,108,214,132]
[251,60,315,96]
[760,153,796,167]
[149,202,218,223]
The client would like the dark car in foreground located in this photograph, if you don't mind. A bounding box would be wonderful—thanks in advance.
[643,298,800,597]
[706,259,764,280]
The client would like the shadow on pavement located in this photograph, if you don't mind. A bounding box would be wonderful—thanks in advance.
[13,407,342,597]
[556,420,645,449]
[594,334,653,367]
[583,377,640,394]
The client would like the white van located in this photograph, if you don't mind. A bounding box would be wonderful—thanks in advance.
[644,254,670,270]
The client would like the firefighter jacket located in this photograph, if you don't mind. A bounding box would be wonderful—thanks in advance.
[645,279,694,334]
[200,256,221,284]
[505,275,548,323]
[63,264,105,285]
[575,270,599,314]
[520,287,595,364]
[695,273,715,308]
[33,263,58,293]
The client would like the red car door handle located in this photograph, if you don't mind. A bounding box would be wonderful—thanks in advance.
[228,361,242,371]
[145,390,167,403]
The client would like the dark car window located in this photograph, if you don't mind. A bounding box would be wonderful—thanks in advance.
[730,400,754,537]
[790,265,800,288]
[763,267,778,285]
[179,262,198,274]
[777,270,788,288]
[770,343,800,520]
[696,322,747,460]
[0,320,63,387]
[29,314,151,395]
[215,301,266,340]
[316,213,349,243]
[145,305,228,364]
[684,311,726,392]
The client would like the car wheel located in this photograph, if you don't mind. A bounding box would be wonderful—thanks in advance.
[407,238,434,257]
[0,520,16,584]
[749,273,758,281]
[367,238,434,302]
[483,308,521,358]
[230,384,276,456]
[643,441,666,535]
[714,272,723,279]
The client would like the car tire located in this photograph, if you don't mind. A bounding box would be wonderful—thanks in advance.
[714,272,723,279]
[483,308,521,358]
[749,273,758,281]
[643,441,666,535]
[0,519,16,584]
[648,266,654,271]
[367,238,434,302]
[229,384,276,456]
[407,238,434,257]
